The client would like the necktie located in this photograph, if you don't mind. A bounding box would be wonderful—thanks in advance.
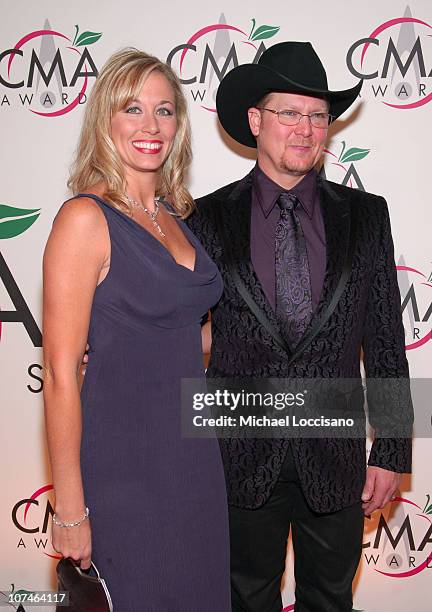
[275,192,313,348]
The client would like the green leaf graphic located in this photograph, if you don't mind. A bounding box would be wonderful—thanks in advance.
[251,25,280,41]
[0,204,39,220]
[340,147,370,163]
[0,204,40,239]
[75,31,102,47]
[425,503,432,515]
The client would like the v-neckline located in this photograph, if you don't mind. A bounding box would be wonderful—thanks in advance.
[79,193,198,273]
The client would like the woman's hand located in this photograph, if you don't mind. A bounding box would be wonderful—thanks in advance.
[52,518,92,570]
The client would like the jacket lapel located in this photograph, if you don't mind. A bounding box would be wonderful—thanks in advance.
[220,172,288,353]
[312,178,351,321]
[221,172,253,267]
[219,173,352,360]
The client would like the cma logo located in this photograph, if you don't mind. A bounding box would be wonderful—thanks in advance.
[11,485,60,558]
[397,262,432,351]
[346,8,432,109]
[0,21,101,116]
[362,496,432,578]
[12,485,54,534]
[166,14,280,112]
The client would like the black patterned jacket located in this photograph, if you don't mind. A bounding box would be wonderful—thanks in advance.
[186,171,412,513]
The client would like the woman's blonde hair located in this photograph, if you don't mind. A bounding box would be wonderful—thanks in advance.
[68,48,194,217]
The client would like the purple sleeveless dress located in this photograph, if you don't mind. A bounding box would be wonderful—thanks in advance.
[78,195,230,611]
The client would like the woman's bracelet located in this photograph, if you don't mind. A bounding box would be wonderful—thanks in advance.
[52,507,90,528]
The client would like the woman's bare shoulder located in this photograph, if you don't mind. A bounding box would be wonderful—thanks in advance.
[53,185,107,234]
[46,191,110,264]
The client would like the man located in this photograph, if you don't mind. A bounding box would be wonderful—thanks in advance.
[186,42,412,612]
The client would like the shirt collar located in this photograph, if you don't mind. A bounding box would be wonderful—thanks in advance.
[253,163,317,219]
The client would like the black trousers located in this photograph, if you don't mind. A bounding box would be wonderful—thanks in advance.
[229,446,364,612]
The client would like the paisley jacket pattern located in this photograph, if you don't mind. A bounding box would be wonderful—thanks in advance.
[186,172,412,512]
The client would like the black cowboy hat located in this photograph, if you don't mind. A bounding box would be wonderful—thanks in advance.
[216,41,362,148]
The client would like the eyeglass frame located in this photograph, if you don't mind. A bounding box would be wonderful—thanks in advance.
[256,107,334,128]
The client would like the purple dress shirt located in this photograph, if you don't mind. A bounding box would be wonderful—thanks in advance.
[251,164,326,311]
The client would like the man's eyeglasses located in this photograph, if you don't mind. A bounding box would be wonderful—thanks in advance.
[257,107,334,129]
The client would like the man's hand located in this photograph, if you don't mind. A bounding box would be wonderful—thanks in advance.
[361,465,401,515]
[82,344,89,368]
[78,344,89,392]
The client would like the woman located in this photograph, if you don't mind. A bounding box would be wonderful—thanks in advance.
[43,48,230,610]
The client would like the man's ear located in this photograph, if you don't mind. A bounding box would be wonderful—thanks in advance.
[248,107,261,137]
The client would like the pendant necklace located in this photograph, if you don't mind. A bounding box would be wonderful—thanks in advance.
[125,194,166,238]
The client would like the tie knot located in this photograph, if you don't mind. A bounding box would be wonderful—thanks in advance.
[278,192,298,212]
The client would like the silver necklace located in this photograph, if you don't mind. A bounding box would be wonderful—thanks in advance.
[125,194,166,238]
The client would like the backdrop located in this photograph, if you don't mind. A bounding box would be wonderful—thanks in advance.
[1,1,431,610]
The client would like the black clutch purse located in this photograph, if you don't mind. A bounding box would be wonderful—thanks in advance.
[56,557,113,611]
